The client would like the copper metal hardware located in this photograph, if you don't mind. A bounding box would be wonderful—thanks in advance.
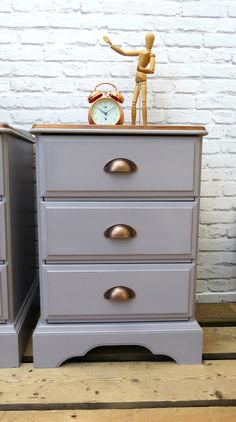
[104,224,136,239]
[88,82,124,104]
[104,158,137,173]
[104,286,135,301]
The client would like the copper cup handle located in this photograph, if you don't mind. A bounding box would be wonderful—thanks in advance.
[104,286,135,301]
[104,224,136,239]
[104,158,137,173]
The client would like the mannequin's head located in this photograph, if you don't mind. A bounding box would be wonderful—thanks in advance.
[145,32,155,50]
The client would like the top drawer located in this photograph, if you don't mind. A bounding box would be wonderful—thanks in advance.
[0,138,4,197]
[38,135,201,198]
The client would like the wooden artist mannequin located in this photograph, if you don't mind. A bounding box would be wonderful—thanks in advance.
[103,33,155,125]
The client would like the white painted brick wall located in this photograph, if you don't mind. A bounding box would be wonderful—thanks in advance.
[0,0,235,302]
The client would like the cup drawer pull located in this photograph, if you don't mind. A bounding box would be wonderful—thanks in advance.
[104,286,135,301]
[104,224,136,239]
[104,158,137,173]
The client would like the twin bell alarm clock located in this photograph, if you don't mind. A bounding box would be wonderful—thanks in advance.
[88,82,124,125]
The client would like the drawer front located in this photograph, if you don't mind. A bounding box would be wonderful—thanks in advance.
[0,265,8,322]
[39,135,201,197]
[42,263,195,322]
[0,138,3,196]
[40,201,197,261]
[0,202,6,261]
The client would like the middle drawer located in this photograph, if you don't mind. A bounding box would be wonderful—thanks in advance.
[40,201,197,262]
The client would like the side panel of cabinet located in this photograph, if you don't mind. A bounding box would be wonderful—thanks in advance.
[0,137,3,196]
[0,265,8,322]
[0,202,6,261]
[7,136,36,318]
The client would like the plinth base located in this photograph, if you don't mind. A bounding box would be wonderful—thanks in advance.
[0,280,38,367]
[33,319,202,368]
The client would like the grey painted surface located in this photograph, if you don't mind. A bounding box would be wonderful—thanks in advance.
[0,130,37,367]
[0,137,3,196]
[33,319,203,367]
[0,126,34,143]
[0,324,19,367]
[7,135,36,318]
[42,263,194,322]
[0,202,6,261]
[39,135,201,198]
[0,280,38,367]
[0,265,8,322]
[41,201,197,261]
[33,128,203,366]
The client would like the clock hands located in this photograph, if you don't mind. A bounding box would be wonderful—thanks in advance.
[106,105,116,114]
[98,105,116,115]
[96,104,117,123]
[98,107,107,115]
[97,107,109,122]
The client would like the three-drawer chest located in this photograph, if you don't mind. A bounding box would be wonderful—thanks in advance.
[32,124,207,367]
[0,124,37,367]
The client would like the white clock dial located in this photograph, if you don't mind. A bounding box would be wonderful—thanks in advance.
[91,98,121,125]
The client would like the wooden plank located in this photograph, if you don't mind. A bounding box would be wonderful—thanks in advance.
[0,407,236,422]
[196,303,236,326]
[0,360,235,409]
[204,327,236,358]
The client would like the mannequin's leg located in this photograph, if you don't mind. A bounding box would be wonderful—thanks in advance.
[141,82,147,125]
[131,83,140,125]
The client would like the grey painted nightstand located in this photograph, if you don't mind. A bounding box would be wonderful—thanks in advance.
[0,124,37,367]
[32,124,207,367]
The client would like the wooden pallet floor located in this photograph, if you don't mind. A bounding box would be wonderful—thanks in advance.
[0,303,236,421]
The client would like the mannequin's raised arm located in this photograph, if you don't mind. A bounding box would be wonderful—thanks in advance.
[111,44,138,56]
[103,35,138,57]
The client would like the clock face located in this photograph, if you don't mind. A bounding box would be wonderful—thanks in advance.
[91,98,121,125]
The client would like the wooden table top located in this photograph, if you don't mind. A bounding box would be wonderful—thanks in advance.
[31,123,208,136]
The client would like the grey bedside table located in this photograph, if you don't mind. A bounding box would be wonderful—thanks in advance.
[32,124,207,367]
[0,124,37,367]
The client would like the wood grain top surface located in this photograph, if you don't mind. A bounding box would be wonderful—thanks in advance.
[32,123,206,130]
[0,123,12,129]
[31,123,208,136]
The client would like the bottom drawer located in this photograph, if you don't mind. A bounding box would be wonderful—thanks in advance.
[41,263,195,322]
[0,264,8,322]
